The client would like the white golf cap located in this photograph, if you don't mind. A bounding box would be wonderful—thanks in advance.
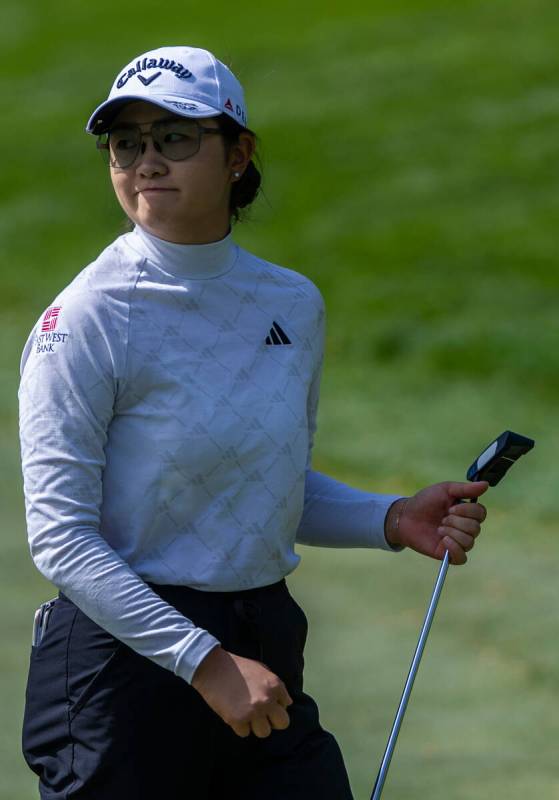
[86,45,248,134]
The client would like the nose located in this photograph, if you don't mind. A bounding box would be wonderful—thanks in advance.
[136,135,169,178]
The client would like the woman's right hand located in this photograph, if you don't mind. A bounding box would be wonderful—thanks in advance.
[191,646,293,738]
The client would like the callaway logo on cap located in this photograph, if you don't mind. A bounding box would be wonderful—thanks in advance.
[86,46,248,134]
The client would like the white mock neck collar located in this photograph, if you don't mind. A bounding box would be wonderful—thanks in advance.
[126,225,238,279]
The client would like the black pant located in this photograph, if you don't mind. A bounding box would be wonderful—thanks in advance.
[22,579,354,799]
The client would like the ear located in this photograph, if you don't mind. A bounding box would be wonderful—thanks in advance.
[229,132,256,181]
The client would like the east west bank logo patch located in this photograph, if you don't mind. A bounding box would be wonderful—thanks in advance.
[36,307,69,353]
[41,306,61,331]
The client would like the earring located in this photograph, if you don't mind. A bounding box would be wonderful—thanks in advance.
[233,171,241,178]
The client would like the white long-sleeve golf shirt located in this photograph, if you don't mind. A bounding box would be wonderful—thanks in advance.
[19,225,401,683]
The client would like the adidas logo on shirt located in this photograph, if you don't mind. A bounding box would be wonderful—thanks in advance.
[265,321,291,346]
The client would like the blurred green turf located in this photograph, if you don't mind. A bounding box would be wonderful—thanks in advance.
[2,0,558,797]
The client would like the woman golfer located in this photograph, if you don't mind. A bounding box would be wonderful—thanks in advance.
[19,45,488,799]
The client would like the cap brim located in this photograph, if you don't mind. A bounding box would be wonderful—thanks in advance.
[86,94,222,134]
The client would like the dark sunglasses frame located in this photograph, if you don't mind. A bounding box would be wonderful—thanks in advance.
[96,117,223,169]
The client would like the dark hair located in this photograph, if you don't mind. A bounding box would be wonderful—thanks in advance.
[216,113,262,223]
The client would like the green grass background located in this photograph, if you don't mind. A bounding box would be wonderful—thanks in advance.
[2,0,558,797]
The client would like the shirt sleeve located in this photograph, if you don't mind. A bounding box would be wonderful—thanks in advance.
[295,293,404,551]
[18,290,219,684]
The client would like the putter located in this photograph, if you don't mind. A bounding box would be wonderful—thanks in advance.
[370,430,535,800]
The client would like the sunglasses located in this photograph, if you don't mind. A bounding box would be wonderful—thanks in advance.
[96,117,222,169]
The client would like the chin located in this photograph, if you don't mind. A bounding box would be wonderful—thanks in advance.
[135,208,176,232]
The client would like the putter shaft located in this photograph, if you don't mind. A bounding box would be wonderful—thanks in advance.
[371,550,450,800]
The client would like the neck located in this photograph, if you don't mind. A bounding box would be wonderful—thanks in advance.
[126,224,238,279]
[135,214,231,246]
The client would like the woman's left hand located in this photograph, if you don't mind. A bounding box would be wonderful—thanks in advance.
[385,481,489,565]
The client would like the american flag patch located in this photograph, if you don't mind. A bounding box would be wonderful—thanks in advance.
[41,307,61,332]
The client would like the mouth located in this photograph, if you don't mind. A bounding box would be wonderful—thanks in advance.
[137,187,178,195]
